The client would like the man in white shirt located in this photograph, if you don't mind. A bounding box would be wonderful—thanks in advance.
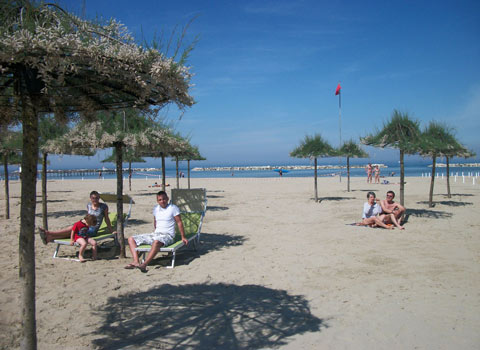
[125,191,187,272]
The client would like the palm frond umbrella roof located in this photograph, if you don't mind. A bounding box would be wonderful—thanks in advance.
[0,2,194,124]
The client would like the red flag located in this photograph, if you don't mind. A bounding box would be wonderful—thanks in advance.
[335,83,341,95]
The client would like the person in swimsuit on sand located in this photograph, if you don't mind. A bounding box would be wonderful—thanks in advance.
[357,191,393,229]
[366,163,373,183]
[374,165,380,184]
[379,190,406,230]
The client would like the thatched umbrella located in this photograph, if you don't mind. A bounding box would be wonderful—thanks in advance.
[41,130,95,229]
[361,110,421,206]
[168,135,201,189]
[102,148,146,191]
[38,115,76,230]
[59,117,176,257]
[419,122,475,206]
[442,141,475,199]
[139,127,192,191]
[290,134,335,202]
[0,127,22,219]
[176,144,206,189]
[0,2,194,347]
[337,140,369,192]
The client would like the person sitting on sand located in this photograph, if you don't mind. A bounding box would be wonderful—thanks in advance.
[148,182,169,188]
[125,191,187,272]
[379,190,406,230]
[39,190,115,244]
[357,191,393,229]
[70,214,98,262]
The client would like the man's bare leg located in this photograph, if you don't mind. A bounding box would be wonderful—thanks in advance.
[389,213,404,230]
[137,240,164,271]
[395,206,406,224]
[126,236,140,268]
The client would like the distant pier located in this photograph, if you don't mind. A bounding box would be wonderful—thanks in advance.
[2,167,162,180]
[43,169,116,178]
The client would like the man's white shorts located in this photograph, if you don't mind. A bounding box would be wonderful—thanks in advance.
[133,232,173,247]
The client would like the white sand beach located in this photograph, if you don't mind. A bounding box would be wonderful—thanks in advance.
[1,176,479,349]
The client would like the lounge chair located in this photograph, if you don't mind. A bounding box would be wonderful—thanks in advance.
[171,188,207,212]
[135,211,205,268]
[52,193,134,261]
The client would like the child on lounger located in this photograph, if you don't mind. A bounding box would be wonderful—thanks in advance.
[70,214,98,262]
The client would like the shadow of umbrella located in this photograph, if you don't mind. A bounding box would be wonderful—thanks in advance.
[91,283,327,350]
[148,232,247,268]
[416,200,473,207]
[35,209,86,219]
[317,196,351,202]
[404,208,453,221]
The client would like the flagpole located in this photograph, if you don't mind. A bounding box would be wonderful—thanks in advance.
[339,89,341,147]
[337,83,342,183]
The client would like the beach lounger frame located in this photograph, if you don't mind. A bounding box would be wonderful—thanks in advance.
[135,188,207,268]
[52,193,134,261]
[135,210,206,268]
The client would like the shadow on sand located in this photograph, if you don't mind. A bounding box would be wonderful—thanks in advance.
[441,193,475,197]
[91,283,327,350]
[37,209,86,219]
[125,218,149,226]
[416,200,473,207]
[405,208,452,220]
[317,196,351,202]
[36,199,67,204]
[47,190,74,193]
[207,205,229,211]
[149,232,246,268]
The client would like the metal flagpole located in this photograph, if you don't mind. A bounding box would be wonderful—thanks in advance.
[338,83,342,182]
[339,88,341,147]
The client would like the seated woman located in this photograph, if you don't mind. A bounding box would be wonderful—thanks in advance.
[39,190,115,244]
[357,191,393,229]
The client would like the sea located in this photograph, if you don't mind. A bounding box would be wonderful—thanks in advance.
[2,161,479,181]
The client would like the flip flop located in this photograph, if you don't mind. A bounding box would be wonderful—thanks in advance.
[39,228,47,245]
[124,264,137,270]
[136,265,147,273]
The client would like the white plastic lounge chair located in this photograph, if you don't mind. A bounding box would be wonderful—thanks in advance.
[135,211,205,268]
[52,193,134,261]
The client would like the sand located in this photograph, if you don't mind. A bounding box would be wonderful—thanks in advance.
[0,175,479,349]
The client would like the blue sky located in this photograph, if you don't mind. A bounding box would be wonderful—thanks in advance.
[48,0,479,168]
